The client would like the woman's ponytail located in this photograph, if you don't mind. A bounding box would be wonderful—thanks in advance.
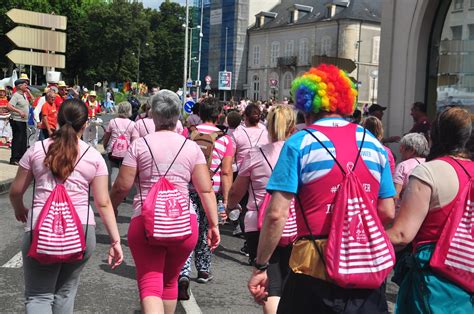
[44,99,89,180]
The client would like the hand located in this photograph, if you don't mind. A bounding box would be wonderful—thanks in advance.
[248,269,269,305]
[19,111,26,119]
[14,207,28,223]
[207,225,220,252]
[108,243,123,270]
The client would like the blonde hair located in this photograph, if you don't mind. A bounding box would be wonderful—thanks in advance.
[362,116,384,141]
[267,105,296,142]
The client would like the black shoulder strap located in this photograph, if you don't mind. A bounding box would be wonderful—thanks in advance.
[303,129,345,175]
[259,147,273,171]
[143,119,150,135]
[143,137,187,177]
[241,127,264,148]
[450,157,472,179]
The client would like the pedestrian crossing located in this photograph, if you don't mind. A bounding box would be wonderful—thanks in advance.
[1,251,22,268]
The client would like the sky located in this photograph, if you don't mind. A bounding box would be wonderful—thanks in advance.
[140,0,187,10]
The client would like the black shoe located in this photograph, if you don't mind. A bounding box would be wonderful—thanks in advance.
[240,244,250,257]
[196,271,214,284]
[9,160,19,166]
[178,276,190,300]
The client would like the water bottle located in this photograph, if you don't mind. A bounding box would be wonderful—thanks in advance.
[228,204,241,222]
[217,200,225,225]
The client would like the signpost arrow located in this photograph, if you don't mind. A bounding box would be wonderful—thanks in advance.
[7,50,65,69]
[6,26,66,53]
[6,9,67,30]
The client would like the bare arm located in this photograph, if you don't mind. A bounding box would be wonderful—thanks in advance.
[220,156,233,205]
[42,114,51,135]
[227,175,249,210]
[394,183,403,201]
[192,163,220,250]
[92,175,123,268]
[255,191,292,264]
[9,167,33,222]
[110,165,136,214]
[387,178,431,250]
[7,101,25,117]
[377,197,395,226]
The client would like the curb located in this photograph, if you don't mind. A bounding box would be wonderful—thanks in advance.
[0,178,13,195]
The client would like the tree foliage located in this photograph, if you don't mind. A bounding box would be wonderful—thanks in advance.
[0,0,185,89]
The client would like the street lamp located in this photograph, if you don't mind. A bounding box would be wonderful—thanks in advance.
[187,25,201,95]
[182,0,190,111]
[369,69,378,104]
[196,0,204,99]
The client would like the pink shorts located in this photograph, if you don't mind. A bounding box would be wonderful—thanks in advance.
[128,215,198,300]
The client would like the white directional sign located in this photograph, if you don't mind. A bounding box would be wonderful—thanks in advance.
[7,50,65,69]
[6,9,67,69]
[7,26,66,53]
[6,9,67,30]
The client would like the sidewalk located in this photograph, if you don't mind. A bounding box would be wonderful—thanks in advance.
[0,147,19,194]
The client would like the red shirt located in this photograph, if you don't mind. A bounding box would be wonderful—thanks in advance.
[86,101,101,118]
[0,97,9,115]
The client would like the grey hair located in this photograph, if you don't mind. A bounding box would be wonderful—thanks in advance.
[151,89,180,130]
[117,101,132,118]
[400,133,430,157]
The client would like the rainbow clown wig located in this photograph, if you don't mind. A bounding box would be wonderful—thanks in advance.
[291,64,357,116]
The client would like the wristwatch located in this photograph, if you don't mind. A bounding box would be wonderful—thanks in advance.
[253,261,269,272]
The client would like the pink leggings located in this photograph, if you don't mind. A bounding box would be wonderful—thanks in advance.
[128,215,198,300]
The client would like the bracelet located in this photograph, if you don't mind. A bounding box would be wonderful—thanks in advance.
[253,261,269,272]
[110,240,120,247]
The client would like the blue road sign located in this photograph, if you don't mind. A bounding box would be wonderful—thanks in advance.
[184,100,195,114]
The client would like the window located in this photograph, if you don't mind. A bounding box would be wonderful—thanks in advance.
[252,75,260,101]
[372,36,380,64]
[283,72,293,90]
[454,0,464,10]
[253,45,260,66]
[285,40,294,57]
[299,38,309,64]
[321,36,332,56]
[289,10,295,23]
[471,0,474,8]
[271,42,280,66]
[469,24,474,40]
[451,25,463,40]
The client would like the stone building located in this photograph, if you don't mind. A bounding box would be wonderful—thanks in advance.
[246,0,382,106]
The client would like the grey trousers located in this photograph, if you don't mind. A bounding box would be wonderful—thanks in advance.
[22,225,96,314]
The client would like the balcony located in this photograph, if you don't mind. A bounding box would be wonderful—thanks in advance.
[277,56,297,67]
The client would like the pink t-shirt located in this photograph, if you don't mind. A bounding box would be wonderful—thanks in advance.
[384,145,396,176]
[133,118,184,137]
[105,117,136,153]
[122,131,206,218]
[394,157,425,189]
[193,124,234,192]
[231,123,269,171]
[19,139,108,231]
[239,141,284,232]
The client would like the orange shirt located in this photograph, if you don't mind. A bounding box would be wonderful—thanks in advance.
[41,102,58,130]
[86,101,101,118]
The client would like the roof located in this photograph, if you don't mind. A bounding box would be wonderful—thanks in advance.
[249,0,382,31]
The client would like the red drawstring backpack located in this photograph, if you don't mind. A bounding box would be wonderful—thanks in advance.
[139,138,192,245]
[252,148,297,247]
[28,142,91,264]
[302,128,395,289]
[430,157,474,292]
[110,120,132,159]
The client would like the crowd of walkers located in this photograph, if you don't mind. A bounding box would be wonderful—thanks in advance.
[7,64,474,314]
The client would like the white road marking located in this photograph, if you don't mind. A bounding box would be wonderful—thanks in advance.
[180,290,202,314]
[2,251,23,268]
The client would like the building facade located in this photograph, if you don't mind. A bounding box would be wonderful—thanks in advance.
[193,0,280,99]
[379,0,474,138]
[246,0,382,106]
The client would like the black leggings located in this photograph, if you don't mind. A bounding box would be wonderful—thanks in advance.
[246,231,292,297]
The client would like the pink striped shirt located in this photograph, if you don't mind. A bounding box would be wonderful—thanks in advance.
[194,124,234,193]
